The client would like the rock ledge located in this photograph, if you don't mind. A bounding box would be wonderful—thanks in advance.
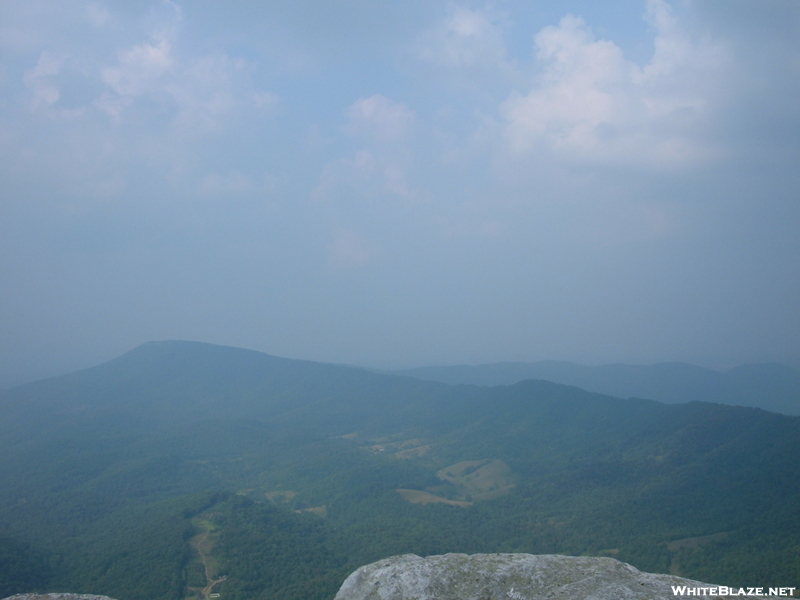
[2,594,116,600]
[334,553,727,600]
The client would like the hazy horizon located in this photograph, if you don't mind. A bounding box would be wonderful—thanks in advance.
[2,0,799,388]
[3,337,798,391]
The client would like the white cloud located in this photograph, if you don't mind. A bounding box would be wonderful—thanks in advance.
[22,51,95,118]
[346,94,414,142]
[500,0,726,169]
[5,1,282,215]
[96,41,171,122]
[101,35,173,98]
[24,51,66,110]
[415,4,508,70]
[319,95,418,206]
[313,150,414,203]
[13,2,281,134]
[86,3,110,29]
[97,41,278,132]
[97,1,180,105]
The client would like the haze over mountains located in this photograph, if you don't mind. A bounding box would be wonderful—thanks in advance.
[1,341,799,600]
[396,361,800,416]
[3,3,798,599]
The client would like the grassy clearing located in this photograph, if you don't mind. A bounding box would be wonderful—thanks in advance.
[297,505,327,517]
[394,444,431,459]
[365,436,431,457]
[667,532,731,576]
[667,532,730,552]
[435,459,516,501]
[396,489,472,507]
[194,518,219,534]
[265,490,297,502]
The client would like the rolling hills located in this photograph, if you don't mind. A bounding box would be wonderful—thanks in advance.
[396,360,800,415]
[1,341,799,600]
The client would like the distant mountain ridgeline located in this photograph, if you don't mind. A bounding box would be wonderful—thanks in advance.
[1,341,799,600]
[0,341,454,436]
[395,360,800,415]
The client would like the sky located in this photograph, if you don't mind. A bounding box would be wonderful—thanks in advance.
[1,0,799,387]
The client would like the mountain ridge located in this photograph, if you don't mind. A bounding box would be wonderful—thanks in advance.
[395,359,800,415]
[1,340,799,600]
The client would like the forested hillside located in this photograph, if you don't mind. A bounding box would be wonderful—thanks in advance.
[1,341,799,600]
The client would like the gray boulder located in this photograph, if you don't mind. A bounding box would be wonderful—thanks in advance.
[2,595,116,600]
[334,553,731,600]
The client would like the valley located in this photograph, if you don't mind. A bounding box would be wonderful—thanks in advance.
[1,341,798,600]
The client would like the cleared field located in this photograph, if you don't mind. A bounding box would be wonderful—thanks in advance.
[667,532,730,552]
[396,489,472,507]
[298,505,327,517]
[265,490,297,502]
[394,444,431,459]
[435,459,516,501]
[366,436,430,456]
[667,532,731,576]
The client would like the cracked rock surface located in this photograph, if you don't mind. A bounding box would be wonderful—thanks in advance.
[334,553,727,600]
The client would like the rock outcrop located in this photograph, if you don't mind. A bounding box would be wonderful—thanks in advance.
[334,553,730,600]
[2,595,116,600]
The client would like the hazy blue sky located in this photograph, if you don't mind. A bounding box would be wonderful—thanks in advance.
[1,0,799,387]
